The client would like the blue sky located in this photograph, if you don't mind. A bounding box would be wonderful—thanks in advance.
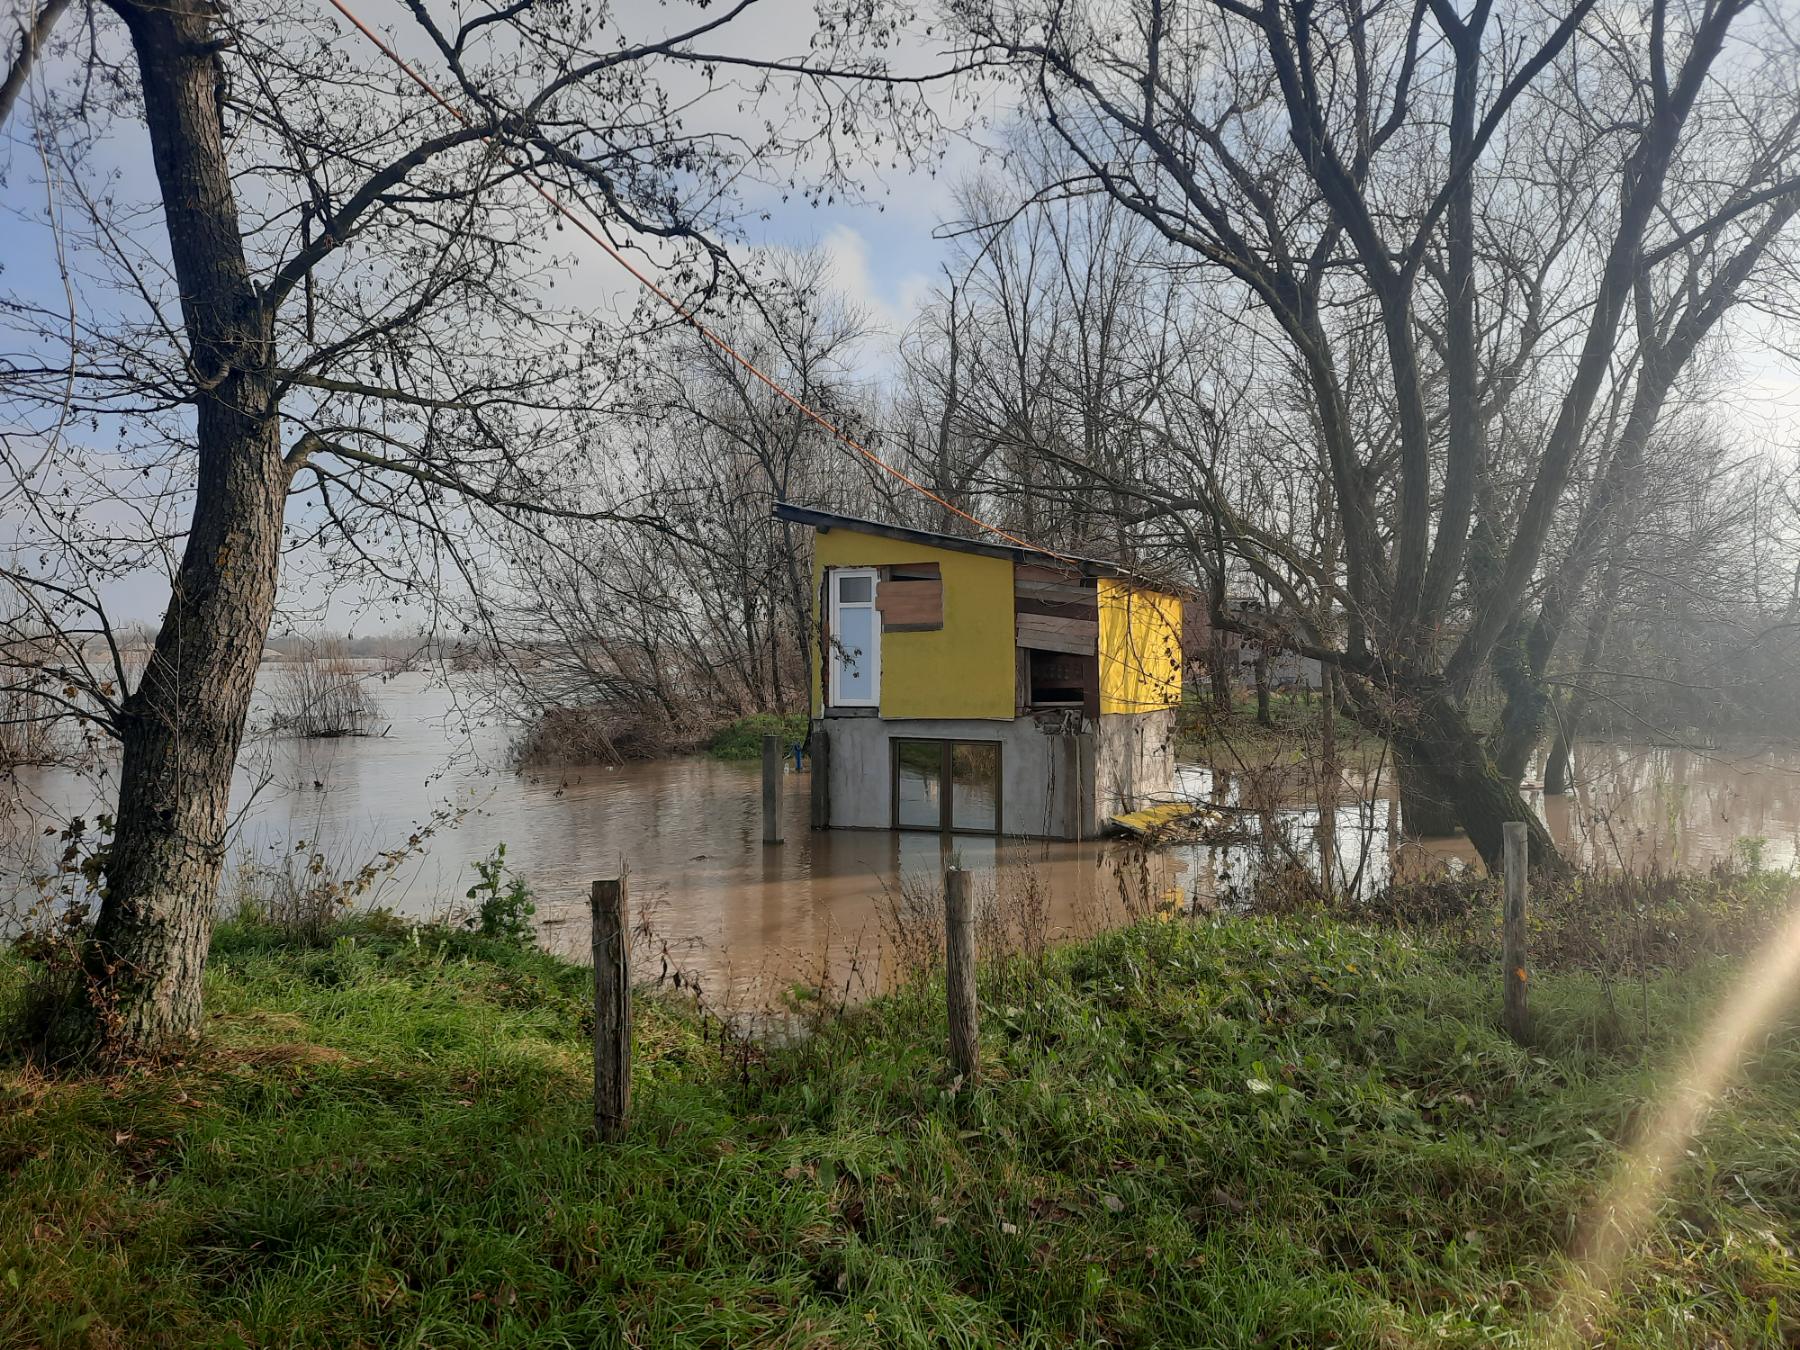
[0,0,981,629]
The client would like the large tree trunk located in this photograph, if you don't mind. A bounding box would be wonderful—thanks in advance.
[1208,625,1233,712]
[1315,667,1339,889]
[1395,693,1560,873]
[1396,746,1462,838]
[1543,581,1618,795]
[1542,720,1576,795]
[1490,627,1546,786]
[61,0,287,1056]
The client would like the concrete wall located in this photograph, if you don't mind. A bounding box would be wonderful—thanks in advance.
[816,712,1095,838]
[815,709,1174,839]
[1092,710,1178,819]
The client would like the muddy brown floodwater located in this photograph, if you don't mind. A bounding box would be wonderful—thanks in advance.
[5,671,1799,1007]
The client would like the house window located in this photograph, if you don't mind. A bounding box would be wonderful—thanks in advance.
[892,738,1001,834]
[828,568,880,706]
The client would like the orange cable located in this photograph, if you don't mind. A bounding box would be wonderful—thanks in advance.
[319,0,1078,566]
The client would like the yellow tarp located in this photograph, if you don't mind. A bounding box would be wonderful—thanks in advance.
[1097,579,1183,714]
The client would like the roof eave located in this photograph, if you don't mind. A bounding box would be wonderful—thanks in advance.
[771,502,1137,581]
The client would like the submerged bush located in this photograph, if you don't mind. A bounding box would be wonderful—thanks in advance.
[510,702,685,766]
[264,643,381,738]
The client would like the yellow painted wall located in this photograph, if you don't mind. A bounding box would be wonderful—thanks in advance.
[813,528,1016,720]
[1098,579,1183,714]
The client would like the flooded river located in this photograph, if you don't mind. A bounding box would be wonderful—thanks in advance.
[5,671,1800,1006]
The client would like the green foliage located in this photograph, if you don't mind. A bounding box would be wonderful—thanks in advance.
[462,844,536,946]
[708,712,809,761]
[3,910,1798,1346]
[1175,691,1383,771]
[1734,835,1769,871]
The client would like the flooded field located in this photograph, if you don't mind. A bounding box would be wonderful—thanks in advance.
[5,670,1800,1005]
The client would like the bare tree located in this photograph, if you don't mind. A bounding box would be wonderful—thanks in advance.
[953,0,1800,869]
[0,0,974,1054]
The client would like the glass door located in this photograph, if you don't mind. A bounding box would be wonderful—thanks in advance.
[891,739,1001,834]
[828,568,880,707]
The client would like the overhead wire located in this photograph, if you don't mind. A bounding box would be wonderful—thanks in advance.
[318,0,1080,566]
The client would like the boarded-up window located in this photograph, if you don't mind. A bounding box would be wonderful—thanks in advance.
[1014,563,1098,655]
[1014,613,1098,654]
[876,561,942,631]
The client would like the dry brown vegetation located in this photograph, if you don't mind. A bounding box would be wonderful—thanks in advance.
[264,645,382,739]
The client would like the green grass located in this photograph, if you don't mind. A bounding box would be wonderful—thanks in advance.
[4,909,1799,1347]
[1176,690,1388,773]
[708,712,810,761]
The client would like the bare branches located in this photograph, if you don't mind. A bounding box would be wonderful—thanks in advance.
[0,0,69,130]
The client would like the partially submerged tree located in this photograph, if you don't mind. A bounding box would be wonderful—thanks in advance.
[955,0,1800,868]
[0,0,974,1054]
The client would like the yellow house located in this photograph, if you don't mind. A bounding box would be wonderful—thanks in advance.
[774,504,1183,839]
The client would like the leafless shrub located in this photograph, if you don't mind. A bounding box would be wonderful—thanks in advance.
[875,868,948,989]
[264,644,381,739]
[0,627,72,768]
[509,701,692,767]
[221,806,465,945]
[0,682,62,768]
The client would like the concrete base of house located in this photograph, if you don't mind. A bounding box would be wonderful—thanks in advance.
[811,709,1177,840]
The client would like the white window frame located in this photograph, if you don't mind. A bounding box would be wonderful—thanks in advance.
[827,567,881,708]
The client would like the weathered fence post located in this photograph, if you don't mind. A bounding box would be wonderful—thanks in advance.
[762,734,783,845]
[591,877,631,1141]
[1502,821,1529,1044]
[944,867,979,1083]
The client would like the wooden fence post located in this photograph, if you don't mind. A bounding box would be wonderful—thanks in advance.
[944,867,979,1083]
[1502,821,1529,1044]
[591,877,631,1142]
[762,734,783,845]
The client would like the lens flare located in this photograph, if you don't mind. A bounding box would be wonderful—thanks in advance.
[1547,897,1800,1344]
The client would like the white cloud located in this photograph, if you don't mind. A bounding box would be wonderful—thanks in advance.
[817,222,935,340]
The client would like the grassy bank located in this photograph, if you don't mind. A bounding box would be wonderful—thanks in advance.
[4,903,1798,1347]
[1177,690,1388,776]
[708,712,809,761]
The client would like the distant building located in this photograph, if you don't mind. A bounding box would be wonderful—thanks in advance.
[775,504,1183,839]
[1238,644,1323,691]
[1185,596,1322,691]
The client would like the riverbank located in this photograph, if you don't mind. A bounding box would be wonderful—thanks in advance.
[512,705,810,768]
[1177,691,1390,776]
[5,883,1797,1346]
